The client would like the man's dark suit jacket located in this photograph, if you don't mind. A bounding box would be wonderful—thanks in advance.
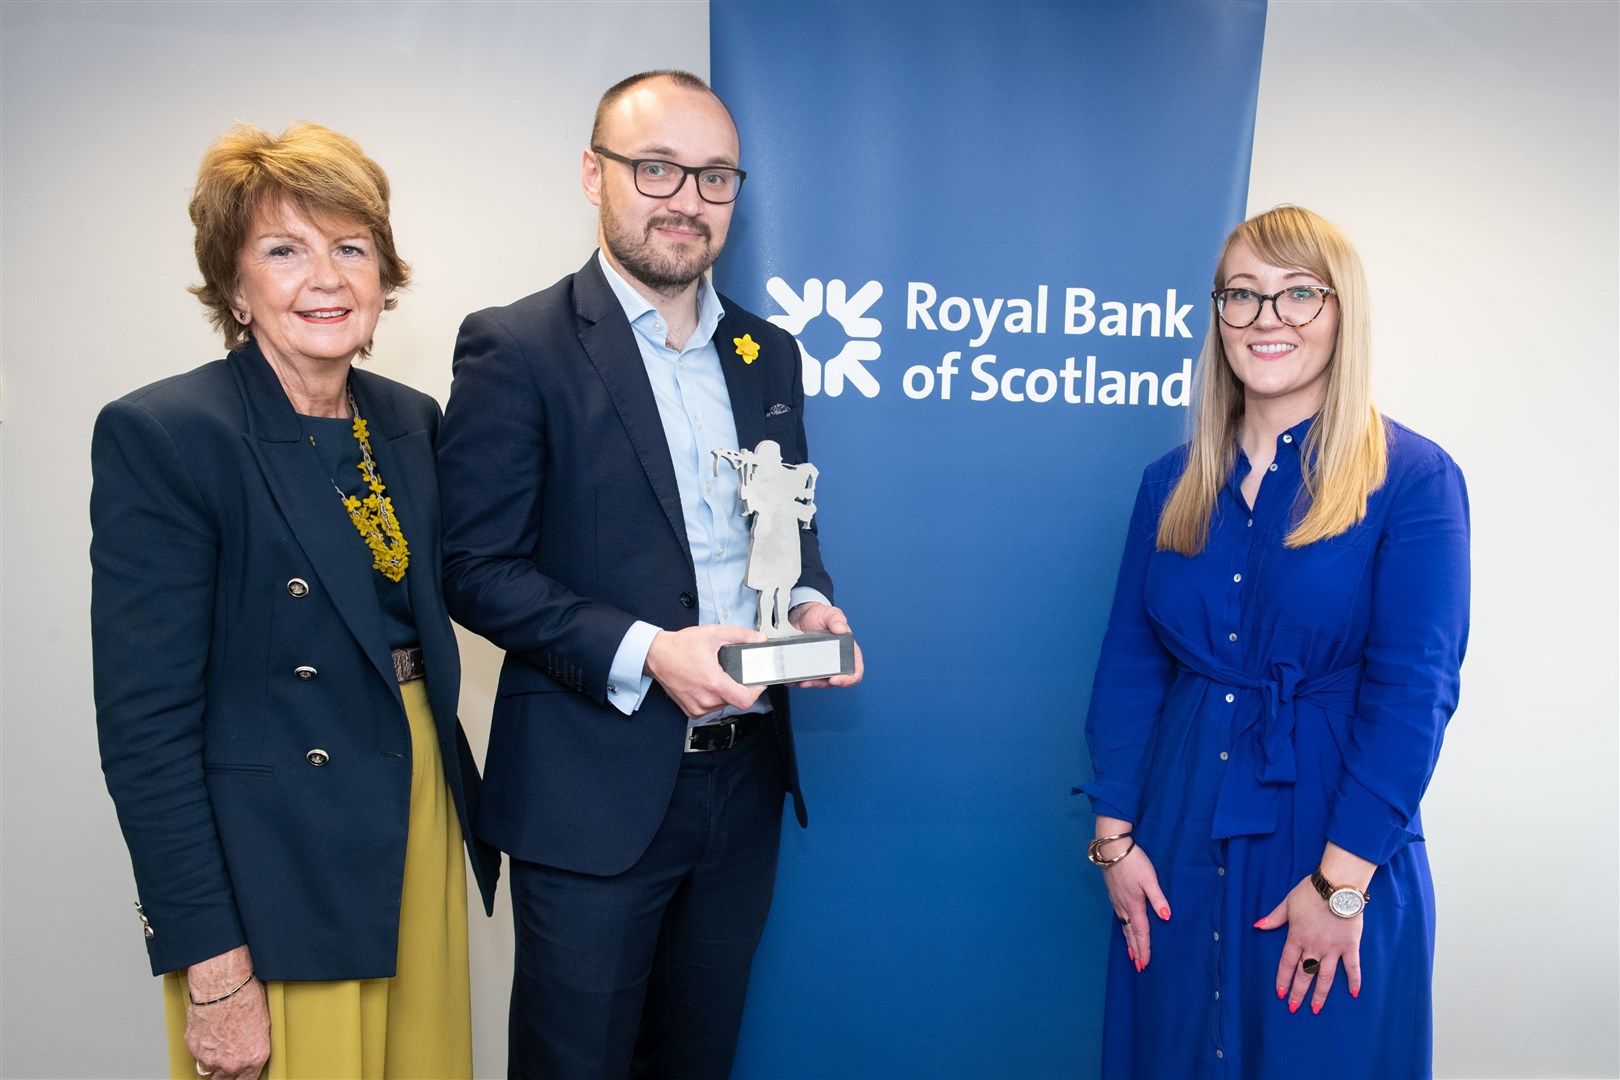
[438,254,830,876]
[91,341,498,980]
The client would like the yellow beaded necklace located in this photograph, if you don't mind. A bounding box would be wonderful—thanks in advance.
[337,386,409,582]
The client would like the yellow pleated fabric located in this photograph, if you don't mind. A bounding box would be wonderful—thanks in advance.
[165,679,472,1079]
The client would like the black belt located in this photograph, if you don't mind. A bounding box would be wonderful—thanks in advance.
[685,713,765,753]
[391,646,425,684]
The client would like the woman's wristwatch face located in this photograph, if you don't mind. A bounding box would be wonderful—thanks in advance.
[1311,867,1368,918]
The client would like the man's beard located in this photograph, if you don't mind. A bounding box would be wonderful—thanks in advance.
[601,200,720,294]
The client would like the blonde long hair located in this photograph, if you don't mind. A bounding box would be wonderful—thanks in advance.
[1157,206,1387,554]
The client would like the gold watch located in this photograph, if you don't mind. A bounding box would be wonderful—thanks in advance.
[1310,866,1368,918]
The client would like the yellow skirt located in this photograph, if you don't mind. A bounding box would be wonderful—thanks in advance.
[164,679,472,1079]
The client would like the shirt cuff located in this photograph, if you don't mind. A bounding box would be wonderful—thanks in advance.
[789,587,832,614]
[1073,780,1140,825]
[607,621,660,716]
[1325,778,1425,865]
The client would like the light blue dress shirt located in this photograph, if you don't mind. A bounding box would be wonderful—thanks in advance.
[598,253,827,721]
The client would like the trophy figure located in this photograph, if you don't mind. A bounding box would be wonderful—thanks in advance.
[711,440,856,686]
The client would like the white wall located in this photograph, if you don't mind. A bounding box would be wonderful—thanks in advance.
[1247,3,1619,1077]
[2,2,1615,1078]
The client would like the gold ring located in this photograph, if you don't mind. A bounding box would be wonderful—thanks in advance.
[195,1064,211,1077]
[1301,957,1320,975]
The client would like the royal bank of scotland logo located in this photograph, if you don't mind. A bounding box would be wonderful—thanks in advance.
[765,277,884,398]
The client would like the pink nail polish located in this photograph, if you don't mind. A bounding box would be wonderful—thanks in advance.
[1350,986,1359,999]
[1289,1000,1300,1014]
[1128,947,1135,962]
[1253,919,1266,929]
[1158,907,1170,920]
[1311,1001,1322,1015]
[1277,986,1286,1000]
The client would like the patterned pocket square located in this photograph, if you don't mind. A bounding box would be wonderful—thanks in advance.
[766,403,792,417]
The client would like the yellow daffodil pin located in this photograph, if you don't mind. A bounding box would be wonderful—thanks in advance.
[734,333,760,364]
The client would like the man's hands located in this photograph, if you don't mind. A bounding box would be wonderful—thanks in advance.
[645,625,765,719]
[787,602,864,688]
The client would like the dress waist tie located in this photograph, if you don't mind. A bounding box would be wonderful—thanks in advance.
[1170,653,1360,839]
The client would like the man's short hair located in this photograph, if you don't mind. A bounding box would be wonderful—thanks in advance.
[590,70,734,147]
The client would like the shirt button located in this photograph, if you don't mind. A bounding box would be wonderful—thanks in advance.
[1228,632,1238,642]
[1216,1050,1225,1060]
[705,482,713,492]
[1218,867,1226,876]
[1225,693,1235,703]
[1232,573,1242,583]
[694,418,704,429]
[1213,931,1221,941]
[721,608,729,619]
[1283,433,1294,444]
[1219,751,1229,761]
[1215,991,1221,1000]
[1268,463,1278,472]
[1247,518,1253,528]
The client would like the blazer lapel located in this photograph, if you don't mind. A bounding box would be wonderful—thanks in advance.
[716,308,770,453]
[229,344,397,696]
[352,372,462,726]
[573,255,692,568]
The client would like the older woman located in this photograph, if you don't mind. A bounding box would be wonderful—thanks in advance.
[1079,205,1469,1078]
[91,123,497,1079]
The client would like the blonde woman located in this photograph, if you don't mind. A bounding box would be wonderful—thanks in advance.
[1079,206,1469,1078]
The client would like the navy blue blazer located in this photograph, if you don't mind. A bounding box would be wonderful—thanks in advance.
[91,341,499,980]
[438,254,831,876]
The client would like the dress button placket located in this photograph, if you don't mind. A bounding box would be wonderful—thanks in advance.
[1210,837,1229,1069]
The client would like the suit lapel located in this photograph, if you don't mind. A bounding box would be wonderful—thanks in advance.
[716,308,770,453]
[229,345,397,696]
[573,256,692,568]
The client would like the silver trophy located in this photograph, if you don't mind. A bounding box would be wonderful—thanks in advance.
[711,440,856,686]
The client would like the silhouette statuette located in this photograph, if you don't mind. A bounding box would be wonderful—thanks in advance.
[711,441,856,685]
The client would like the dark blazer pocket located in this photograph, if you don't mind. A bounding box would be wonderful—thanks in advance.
[203,763,275,779]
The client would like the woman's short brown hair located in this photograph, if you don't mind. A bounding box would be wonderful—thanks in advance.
[188,121,410,352]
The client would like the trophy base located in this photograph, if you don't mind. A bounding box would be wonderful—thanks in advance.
[718,631,856,687]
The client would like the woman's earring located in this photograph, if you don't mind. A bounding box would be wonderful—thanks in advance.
[234,310,250,325]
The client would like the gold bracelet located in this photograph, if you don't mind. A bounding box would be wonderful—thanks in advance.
[189,970,255,1007]
[1087,832,1135,868]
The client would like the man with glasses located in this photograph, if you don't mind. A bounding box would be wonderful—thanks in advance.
[437,70,862,1078]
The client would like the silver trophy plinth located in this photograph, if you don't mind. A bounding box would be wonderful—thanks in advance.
[712,440,856,687]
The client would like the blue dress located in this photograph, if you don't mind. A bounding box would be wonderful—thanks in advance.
[1081,417,1469,1079]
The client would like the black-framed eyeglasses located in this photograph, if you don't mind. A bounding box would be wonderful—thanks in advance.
[1212,285,1336,329]
[592,147,746,204]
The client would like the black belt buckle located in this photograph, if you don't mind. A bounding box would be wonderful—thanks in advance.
[685,713,762,753]
[391,646,425,684]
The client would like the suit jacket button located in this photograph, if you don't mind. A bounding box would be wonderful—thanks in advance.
[294,665,317,680]
[287,577,310,597]
[679,591,696,609]
[306,748,330,766]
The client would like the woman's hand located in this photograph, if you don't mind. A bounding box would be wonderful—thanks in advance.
[185,945,269,1080]
[1255,845,1374,1014]
[1095,817,1172,971]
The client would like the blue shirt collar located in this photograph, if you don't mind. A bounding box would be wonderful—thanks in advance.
[595,249,725,350]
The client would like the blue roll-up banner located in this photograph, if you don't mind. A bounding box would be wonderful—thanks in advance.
[712,3,1267,1074]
